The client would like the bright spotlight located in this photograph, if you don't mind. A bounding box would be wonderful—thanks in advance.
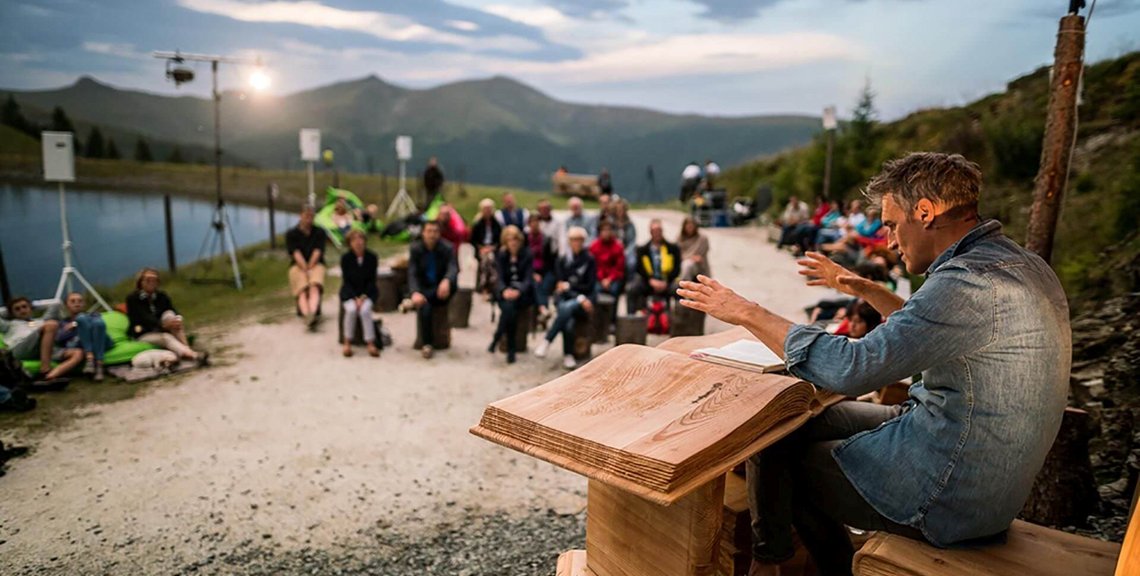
[250,69,271,91]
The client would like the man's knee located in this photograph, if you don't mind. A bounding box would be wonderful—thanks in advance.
[42,319,59,332]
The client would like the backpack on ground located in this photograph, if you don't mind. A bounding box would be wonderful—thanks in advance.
[0,349,33,390]
[646,299,670,335]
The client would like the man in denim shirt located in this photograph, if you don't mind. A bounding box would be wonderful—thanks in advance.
[679,153,1070,576]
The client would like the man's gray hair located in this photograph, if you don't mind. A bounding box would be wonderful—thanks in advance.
[863,152,982,214]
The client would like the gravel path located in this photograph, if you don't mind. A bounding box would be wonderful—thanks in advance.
[0,210,835,575]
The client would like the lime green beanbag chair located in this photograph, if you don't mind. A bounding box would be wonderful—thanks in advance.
[4,310,156,374]
[314,186,369,247]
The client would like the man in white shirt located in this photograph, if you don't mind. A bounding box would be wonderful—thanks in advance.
[777,196,811,247]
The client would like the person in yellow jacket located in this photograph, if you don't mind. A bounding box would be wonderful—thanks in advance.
[625,219,682,314]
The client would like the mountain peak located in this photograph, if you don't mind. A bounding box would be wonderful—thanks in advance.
[73,76,111,90]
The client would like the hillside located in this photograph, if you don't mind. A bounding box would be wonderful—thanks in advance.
[1,75,820,201]
[722,51,1140,310]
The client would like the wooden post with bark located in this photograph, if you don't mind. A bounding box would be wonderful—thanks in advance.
[1025,13,1085,263]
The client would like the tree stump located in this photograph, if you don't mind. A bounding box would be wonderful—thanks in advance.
[671,302,706,337]
[573,312,593,361]
[414,302,451,350]
[499,305,532,354]
[593,294,616,343]
[1019,407,1098,527]
[376,271,399,312]
[449,288,473,328]
[616,315,648,346]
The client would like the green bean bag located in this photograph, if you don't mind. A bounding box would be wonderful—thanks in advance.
[314,187,369,247]
[3,310,156,374]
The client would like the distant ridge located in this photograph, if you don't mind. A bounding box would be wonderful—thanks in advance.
[3,75,820,201]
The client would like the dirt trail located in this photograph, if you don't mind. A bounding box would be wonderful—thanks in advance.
[0,210,837,575]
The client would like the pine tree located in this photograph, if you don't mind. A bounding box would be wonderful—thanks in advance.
[167,145,185,164]
[134,138,153,162]
[106,138,121,160]
[1,94,35,137]
[846,79,879,175]
[85,127,106,159]
[50,106,81,154]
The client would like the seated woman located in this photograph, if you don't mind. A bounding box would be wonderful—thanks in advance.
[52,292,114,381]
[677,216,711,281]
[526,213,557,324]
[533,227,597,370]
[470,198,502,298]
[331,198,356,238]
[834,300,884,339]
[339,230,381,358]
[126,268,207,365]
[489,225,534,364]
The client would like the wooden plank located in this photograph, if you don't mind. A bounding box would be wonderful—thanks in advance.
[587,477,724,576]
[1115,481,1140,576]
[558,550,593,576]
[853,520,1120,576]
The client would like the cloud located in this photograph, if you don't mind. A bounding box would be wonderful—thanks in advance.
[177,0,540,54]
[688,0,783,20]
[82,42,149,60]
[539,0,629,19]
[482,4,569,27]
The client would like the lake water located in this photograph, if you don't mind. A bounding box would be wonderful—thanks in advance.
[0,184,295,299]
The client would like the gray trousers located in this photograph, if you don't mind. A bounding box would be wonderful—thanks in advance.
[747,401,927,576]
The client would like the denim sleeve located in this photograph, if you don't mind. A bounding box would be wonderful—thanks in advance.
[783,266,994,396]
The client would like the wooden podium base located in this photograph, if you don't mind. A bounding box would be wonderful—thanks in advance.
[582,476,725,576]
[557,550,591,575]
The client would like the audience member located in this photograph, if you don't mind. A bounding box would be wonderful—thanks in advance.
[677,216,711,281]
[704,158,721,189]
[435,203,468,247]
[490,225,534,364]
[423,156,445,204]
[1,296,82,382]
[527,213,558,323]
[680,161,701,203]
[611,200,638,278]
[50,292,113,381]
[471,198,503,297]
[331,198,356,238]
[495,193,529,229]
[596,192,613,232]
[535,199,562,251]
[534,227,597,370]
[777,195,811,247]
[589,220,626,308]
[834,300,883,339]
[562,196,596,254]
[286,205,328,328]
[409,221,458,359]
[339,230,381,358]
[627,219,682,314]
[126,268,207,365]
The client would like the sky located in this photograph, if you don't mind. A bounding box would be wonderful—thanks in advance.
[1,0,1138,119]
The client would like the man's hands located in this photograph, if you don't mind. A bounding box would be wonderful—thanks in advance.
[411,292,427,307]
[677,275,755,326]
[649,278,667,293]
[796,252,871,296]
[580,298,594,315]
[503,288,520,301]
[437,278,452,300]
[600,278,612,290]
[555,281,570,294]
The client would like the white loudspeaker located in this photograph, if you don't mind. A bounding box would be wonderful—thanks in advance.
[42,131,75,182]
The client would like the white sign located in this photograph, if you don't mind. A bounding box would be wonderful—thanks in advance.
[396,135,412,161]
[822,106,838,131]
[42,132,75,182]
[300,129,321,162]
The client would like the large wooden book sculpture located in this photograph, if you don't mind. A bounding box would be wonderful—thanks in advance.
[472,337,840,576]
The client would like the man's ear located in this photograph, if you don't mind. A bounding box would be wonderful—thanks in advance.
[915,199,936,229]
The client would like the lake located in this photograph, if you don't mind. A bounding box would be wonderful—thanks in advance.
[0,184,295,299]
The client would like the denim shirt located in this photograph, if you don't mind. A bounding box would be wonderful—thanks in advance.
[783,220,1070,546]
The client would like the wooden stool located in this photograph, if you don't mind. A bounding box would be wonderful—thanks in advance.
[573,312,593,361]
[615,315,648,346]
[498,305,532,354]
[392,265,409,300]
[671,301,706,337]
[450,287,473,328]
[376,270,399,312]
[414,301,451,350]
[593,294,616,343]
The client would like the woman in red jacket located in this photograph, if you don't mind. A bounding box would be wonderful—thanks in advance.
[588,220,626,313]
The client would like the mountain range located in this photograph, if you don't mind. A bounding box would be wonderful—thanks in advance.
[3,75,821,201]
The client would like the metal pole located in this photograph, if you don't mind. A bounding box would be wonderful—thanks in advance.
[0,236,11,306]
[267,183,277,249]
[1026,13,1085,263]
[307,161,315,206]
[58,181,74,296]
[212,60,222,209]
[164,193,177,272]
[823,129,835,200]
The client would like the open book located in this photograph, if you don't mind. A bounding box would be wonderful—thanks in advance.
[691,339,786,374]
[471,343,843,504]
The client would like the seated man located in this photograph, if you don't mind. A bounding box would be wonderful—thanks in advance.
[678,152,1070,576]
[534,227,597,370]
[286,205,329,328]
[2,296,84,382]
[626,218,682,314]
[409,220,458,359]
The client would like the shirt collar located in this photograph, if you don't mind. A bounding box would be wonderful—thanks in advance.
[926,219,1002,276]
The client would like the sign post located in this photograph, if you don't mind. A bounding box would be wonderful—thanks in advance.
[822,106,838,200]
[300,129,321,207]
[387,135,417,218]
[43,131,111,311]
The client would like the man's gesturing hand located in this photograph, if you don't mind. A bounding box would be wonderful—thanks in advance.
[677,275,754,326]
[797,251,873,296]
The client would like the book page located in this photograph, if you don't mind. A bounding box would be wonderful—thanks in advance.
[691,339,784,370]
